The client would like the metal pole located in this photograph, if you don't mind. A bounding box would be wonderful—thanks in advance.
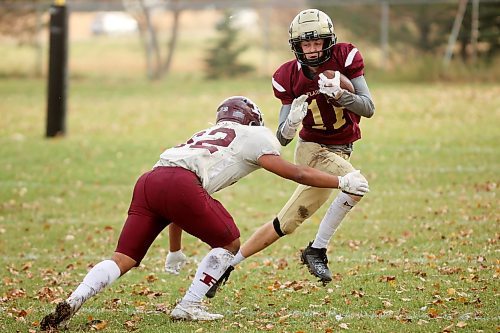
[46,0,68,137]
[443,0,468,66]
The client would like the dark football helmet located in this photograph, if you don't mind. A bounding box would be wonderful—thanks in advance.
[289,9,337,67]
[216,96,264,126]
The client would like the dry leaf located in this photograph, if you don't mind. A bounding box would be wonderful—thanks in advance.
[339,322,349,329]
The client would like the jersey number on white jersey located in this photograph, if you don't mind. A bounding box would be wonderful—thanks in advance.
[177,128,236,154]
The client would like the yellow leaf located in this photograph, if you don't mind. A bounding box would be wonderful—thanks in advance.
[427,307,439,318]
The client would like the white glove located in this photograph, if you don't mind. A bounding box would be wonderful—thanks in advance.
[164,250,188,275]
[319,72,344,99]
[338,170,369,196]
[287,94,309,125]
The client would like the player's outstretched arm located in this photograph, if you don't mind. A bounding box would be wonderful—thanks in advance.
[165,224,188,275]
[257,154,369,195]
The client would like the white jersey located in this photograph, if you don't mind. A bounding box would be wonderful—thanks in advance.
[154,121,281,194]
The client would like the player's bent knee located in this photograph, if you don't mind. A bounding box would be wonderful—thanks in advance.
[275,217,300,236]
[111,252,137,275]
[273,217,286,237]
[223,238,240,255]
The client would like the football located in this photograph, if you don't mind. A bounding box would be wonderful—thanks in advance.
[321,70,355,93]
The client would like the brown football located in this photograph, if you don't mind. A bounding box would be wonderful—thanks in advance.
[321,70,355,93]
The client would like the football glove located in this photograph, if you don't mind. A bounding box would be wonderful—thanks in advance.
[319,72,344,100]
[164,250,188,275]
[338,170,369,196]
[288,94,309,126]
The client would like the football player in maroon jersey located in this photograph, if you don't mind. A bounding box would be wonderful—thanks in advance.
[206,8,375,297]
[40,96,369,328]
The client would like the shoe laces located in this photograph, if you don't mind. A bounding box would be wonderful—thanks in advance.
[182,301,208,311]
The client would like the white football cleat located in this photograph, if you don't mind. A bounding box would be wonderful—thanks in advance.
[170,301,223,321]
[165,251,188,275]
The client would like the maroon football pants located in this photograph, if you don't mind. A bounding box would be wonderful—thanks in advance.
[115,167,240,265]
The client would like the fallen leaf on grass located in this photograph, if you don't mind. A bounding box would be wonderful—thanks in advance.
[339,322,349,329]
[379,275,396,286]
[382,300,393,308]
[428,307,439,318]
[87,319,108,330]
[278,314,291,323]
[351,290,364,298]
[145,274,158,283]
[123,314,142,331]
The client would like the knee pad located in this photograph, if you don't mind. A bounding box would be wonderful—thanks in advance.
[272,217,286,237]
[274,217,301,236]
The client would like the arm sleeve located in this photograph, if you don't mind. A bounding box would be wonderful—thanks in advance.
[276,104,296,146]
[336,75,375,118]
[245,127,281,162]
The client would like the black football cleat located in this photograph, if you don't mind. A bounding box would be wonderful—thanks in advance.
[205,265,234,298]
[301,241,332,284]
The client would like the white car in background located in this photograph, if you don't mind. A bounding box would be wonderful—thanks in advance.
[91,12,138,35]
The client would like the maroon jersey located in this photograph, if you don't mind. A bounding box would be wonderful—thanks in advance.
[272,43,364,145]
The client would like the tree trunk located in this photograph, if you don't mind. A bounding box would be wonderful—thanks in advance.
[138,0,161,80]
[159,0,181,78]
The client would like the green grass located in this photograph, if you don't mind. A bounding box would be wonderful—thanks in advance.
[0,76,499,333]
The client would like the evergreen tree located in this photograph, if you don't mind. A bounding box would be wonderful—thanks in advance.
[204,10,254,79]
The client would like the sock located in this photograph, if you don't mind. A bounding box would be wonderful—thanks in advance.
[66,259,121,311]
[181,248,234,303]
[311,192,357,249]
[230,250,245,267]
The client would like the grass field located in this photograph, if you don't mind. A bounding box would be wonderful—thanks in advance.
[0,74,498,333]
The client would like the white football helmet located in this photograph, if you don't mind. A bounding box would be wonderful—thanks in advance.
[289,9,337,67]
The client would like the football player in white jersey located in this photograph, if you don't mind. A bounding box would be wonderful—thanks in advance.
[41,96,369,328]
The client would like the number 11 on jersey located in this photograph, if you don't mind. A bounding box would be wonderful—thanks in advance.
[309,98,346,130]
